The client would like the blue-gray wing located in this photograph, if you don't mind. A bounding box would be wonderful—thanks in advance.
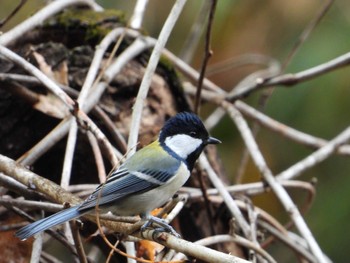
[78,141,182,212]
[77,166,176,212]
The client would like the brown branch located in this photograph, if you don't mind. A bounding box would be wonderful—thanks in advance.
[194,0,217,114]
[0,0,27,28]
[70,221,88,263]
[193,0,218,240]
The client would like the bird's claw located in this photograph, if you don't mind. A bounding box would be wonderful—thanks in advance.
[141,216,181,238]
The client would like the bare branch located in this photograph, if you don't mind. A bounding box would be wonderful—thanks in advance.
[229,50,350,100]
[130,0,149,29]
[194,0,217,114]
[140,229,250,263]
[194,235,276,263]
[277,125,350,181]
[0,0,103,46]
[70,221,88,263]
[0,0,27,28]
[127,0,187,156]
[199,154,251,238]
[221,101,328,263]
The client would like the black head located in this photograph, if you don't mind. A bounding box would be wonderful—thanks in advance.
[159,112,220,170]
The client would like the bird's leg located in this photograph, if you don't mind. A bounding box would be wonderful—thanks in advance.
[140,214,181,238]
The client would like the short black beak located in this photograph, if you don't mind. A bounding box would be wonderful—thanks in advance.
[206,136,221,145]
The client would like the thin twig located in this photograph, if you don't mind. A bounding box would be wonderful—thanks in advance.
[281,0,334,70]
[130,0,149,29]
[233,0,334,184]
[14,29,151,167]
[235,100,350,155]
[0,0,103,46]
[229,49,350,100]
[106,240,119,263]
[0,0,27,28]
[199,154,251,238]
[94,201,154,263]
[258,221,317,263]
[154,195,186,221]
[0,45,76,111]
[196,171,216,236]
[79,27,126,104]
[192,1,218,235]
[127,0,187,156]
[222,101,327,263]
[194,0,217,114]
[245,197,259,261]
[17,118,72,166]
[70,221,88,263]
[185,82,350,156]
[261,180,316,248]
[140,229,250,263]
[87,131,106,184]
[60,27,127,190]
[277,125,350,181]
[30,230,43,263]
[0,173,41,199]
[123,242,137,263]
[194,234,276,263]
[61,122,78,189]
[179,1,212,63]
[164,49,227,95]
[0,197,63,212]
[93,107,127,152]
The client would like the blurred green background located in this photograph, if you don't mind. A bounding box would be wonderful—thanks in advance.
[2,1,350,262]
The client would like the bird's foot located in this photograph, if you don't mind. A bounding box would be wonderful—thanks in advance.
[141,216,181,238]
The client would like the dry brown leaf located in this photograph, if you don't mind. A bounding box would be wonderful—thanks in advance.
[33,92,70,119]
[32,50,55,80]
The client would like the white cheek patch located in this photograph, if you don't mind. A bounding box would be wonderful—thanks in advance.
[165,134,203,159]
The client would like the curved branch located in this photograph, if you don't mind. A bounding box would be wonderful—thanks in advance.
[0,0,103,46]
[140,230,250,263]
[229,50,350,99]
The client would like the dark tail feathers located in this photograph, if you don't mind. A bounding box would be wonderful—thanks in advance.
[15,206,81,240]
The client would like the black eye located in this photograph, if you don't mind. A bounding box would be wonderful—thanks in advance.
[190,131,197,137]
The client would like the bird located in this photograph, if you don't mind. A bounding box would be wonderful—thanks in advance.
[15,112,221,240]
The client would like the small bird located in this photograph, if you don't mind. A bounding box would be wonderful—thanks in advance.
[16,112,221,240]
